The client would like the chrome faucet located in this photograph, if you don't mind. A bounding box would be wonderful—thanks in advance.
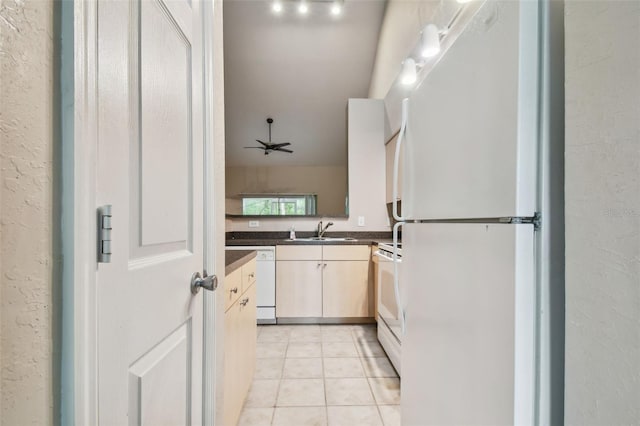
[317,221,334,238]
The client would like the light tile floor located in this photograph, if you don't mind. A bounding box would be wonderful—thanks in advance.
[238,324,400,426]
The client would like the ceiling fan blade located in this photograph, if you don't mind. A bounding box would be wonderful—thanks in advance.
[255,139,271,147]
[244,146,266,150]
[274,148,293,153]
[271,142,291,148]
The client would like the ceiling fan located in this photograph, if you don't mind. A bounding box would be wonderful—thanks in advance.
[244,118,293,155]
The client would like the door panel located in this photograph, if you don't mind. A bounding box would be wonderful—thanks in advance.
[128,322,191,426]
[96,0,205,424]
[323,261,370,317]
[276,261,322,317]
[139,0,192,247]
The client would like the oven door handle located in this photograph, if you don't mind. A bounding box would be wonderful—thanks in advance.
[374,250,402,263]
[392,222,405,334]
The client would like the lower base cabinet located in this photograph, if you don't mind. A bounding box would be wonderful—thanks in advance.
[223,260,257,426]
[276,245,372,319]
[322,260,371,317]
[275,260,322,317]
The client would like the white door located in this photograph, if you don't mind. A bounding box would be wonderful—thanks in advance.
[95,0,206,424]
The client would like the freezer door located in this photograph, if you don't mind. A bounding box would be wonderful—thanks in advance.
[402,1,539,220]
[401,223,535,426]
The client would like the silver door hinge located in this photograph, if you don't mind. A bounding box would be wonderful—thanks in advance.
[508,212,542,230]
[98,205,112,263]
[532,212,542,231]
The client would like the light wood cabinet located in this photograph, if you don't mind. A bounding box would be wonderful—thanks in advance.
[322,260,370,317]
[276,245,372,319]
[275,260,323,317]
[323,244,370,261]
[241,259,256,293]
[223,258,257,426]
[224,267,242,312]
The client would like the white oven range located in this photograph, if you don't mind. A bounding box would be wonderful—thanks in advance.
[374,242,402,375]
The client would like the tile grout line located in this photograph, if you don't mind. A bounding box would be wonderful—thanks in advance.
[247,324,393,426]
[354,326,387,425]
[270,329,289,425]
[322,331,329,426]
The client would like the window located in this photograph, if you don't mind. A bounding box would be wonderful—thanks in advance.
[241,195,317,216]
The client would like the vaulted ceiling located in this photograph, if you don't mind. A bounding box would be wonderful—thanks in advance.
[223,0,387,166]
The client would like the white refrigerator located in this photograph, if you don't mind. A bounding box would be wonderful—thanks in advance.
[393,1,564,425]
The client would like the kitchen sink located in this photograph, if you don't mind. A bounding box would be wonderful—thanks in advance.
[285,237,358,242]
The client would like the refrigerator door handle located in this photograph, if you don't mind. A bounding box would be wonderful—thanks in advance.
[392,98,409,222]
[393,221,406,334]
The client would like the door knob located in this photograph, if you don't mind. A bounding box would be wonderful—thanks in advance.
[191,271,218,294]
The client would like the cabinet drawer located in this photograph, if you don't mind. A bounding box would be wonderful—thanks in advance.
[224,268,242,312]
[223,281,257,426]
[242,259,257,293]
[323,245,370,261]
[276,245,322,261]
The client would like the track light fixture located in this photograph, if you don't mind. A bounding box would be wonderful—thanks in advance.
[331,0,343,16]
[271,0,348,17]
[420,24,441,58]
[400,58,418,86]
[399,0,473,87]
[298,0,309,15]
[271,0,283,13]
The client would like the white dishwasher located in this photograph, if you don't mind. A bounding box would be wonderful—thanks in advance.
[226,246,276,324]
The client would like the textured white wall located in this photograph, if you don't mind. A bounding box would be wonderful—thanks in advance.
[564,2,640,425]
[0,0,57,424]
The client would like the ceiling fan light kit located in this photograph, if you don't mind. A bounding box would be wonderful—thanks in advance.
[244,118,294,156]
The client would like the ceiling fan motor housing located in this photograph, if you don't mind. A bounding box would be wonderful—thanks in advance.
[243,117,293,154]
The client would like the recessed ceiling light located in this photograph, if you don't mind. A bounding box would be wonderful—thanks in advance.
[298,0,309,14]
[331,1,342,15]
[457,0,473,3]
[272,1,283,13]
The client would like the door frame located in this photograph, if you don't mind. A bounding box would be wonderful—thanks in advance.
[60,1,220,424]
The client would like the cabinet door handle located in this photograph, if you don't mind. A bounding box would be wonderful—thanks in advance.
[249,272,255,278]
[317,263,322,268]
[230,287,238,294]
[240,297,249,307]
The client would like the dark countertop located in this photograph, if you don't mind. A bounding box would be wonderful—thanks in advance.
[225,239,371,246]
[225,250,257,275]
[225,231,394,247]
[373,239,394,245]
